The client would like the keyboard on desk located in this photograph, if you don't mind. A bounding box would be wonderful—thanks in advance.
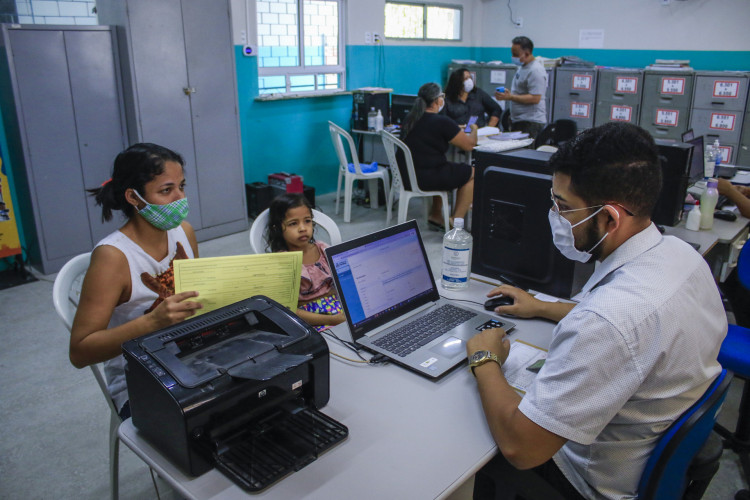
[474,138,534,154]
[372,303,477,357]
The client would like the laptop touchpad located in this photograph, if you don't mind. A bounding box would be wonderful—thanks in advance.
[430,336,464,358]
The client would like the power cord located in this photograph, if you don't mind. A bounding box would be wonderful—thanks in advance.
[438,294,484,307]
[506,0,522,27]
[320,328,389,365]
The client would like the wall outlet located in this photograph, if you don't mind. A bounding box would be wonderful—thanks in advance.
[365,31,372,44]
[515,17,523,28]
[373,32,382,44]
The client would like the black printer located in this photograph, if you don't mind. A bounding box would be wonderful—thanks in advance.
[122,296,348,492]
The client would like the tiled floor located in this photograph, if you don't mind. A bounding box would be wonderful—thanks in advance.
[0,192,746,499]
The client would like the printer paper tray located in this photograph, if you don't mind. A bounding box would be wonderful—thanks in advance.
[205,406,348,492]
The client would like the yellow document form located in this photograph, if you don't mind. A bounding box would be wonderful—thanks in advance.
[173,252,302,315]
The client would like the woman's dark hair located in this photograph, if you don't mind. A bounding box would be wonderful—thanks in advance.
[401,82,442,139]
[87,143,185,222]
[445,68,469,102]
[265,193,314,252]
[550,122,661,218]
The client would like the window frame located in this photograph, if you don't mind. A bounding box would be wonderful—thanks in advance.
[384,1,463,42]
[257,0,346,96]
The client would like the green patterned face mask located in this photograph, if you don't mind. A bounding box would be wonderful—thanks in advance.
[133,190,189,231]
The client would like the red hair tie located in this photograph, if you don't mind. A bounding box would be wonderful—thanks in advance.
[101,178,112,186]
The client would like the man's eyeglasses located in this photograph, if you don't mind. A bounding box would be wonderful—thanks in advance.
[550,188,635,218]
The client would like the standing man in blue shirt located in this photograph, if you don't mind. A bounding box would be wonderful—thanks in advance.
[467,122,727,499]
[495,36,548,139]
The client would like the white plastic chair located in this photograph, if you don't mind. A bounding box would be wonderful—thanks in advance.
[379,130,450,231]
[53,253,163,499]
[249,208,343,254]
[328,121,390,222]
[53,252,125,500]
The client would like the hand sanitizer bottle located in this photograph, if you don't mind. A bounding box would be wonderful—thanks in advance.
[442,218,472,290]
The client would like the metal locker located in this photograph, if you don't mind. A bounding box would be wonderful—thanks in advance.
[640,69,694,141]
[594,68,643,126]
[0,25,126,274]
[553,66,598,130]
[98,0,248,241]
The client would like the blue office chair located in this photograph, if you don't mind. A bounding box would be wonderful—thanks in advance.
[715,239,750,500]
[638,369,733,500]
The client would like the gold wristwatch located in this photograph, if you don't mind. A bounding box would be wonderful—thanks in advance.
[468,350,501,377]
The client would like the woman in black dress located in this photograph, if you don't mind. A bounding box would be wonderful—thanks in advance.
[399,82,477,230]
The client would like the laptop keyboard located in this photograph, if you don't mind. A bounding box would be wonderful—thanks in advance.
[372,304,477,357]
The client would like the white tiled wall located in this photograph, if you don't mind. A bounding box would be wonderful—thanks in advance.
[16,0,97,25]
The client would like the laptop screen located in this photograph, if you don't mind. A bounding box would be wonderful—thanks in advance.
[687,136,705,183]
[326,221,439,338]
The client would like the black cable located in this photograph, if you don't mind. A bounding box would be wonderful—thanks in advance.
[506,0,519,26]
[438,294,484,307]
[320,328,368,361]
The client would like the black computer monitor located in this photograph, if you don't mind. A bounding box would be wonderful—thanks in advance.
[390,94,417,126]
[471,149,594,299]
[681,129,695,142]
[687,136,704,184]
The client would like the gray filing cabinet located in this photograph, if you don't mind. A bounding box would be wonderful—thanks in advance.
[640,69,694,141]
[594,68,643,126]
[738,103,750,166]
[553,66,598,130]
[545,67,556,124]
[0,25,127,274]
[482,62,517,95]
[98,0,247,241]
[689,71,748,165]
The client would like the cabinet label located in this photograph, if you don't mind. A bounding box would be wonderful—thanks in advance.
[572,75,592,90]
[655,109,679,127]
[490,70,507,84]
[709,113,736,131]
[661,77,685,95]
[616,77,638,93]
[610,105,632,122]
[717,146,732,163]
[570,102,590,118]
[713,80,740,98]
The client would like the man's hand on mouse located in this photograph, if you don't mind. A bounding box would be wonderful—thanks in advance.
[487,285,541,318]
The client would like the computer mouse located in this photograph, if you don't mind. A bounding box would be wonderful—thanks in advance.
[714,210,738,222]
[484,296,514,311]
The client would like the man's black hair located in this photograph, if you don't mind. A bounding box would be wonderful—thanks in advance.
[512,36,534,53]
[549,122,662,218]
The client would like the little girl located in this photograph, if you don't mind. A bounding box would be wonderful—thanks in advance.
[265,193,345,330]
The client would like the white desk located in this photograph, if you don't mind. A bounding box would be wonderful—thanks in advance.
[663,213,749,280]
[118,279,557,500]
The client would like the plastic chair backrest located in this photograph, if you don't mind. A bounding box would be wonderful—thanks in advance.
[52,252,120,417]
[380,130,421,194]
[328,121,365,176]
[532,123,556,149]
[637,369,732,500]
[553,119,577,145]
[737,238,750,291]
[249,208,342,254]
[52,252,91,331]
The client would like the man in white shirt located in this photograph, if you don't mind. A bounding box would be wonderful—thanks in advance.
[494,36,547,138]
[467,122,727,500]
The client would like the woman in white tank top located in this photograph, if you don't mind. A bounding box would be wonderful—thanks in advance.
[68,143,203,417]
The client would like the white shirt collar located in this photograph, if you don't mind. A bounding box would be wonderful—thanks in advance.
[579,223,663,297]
